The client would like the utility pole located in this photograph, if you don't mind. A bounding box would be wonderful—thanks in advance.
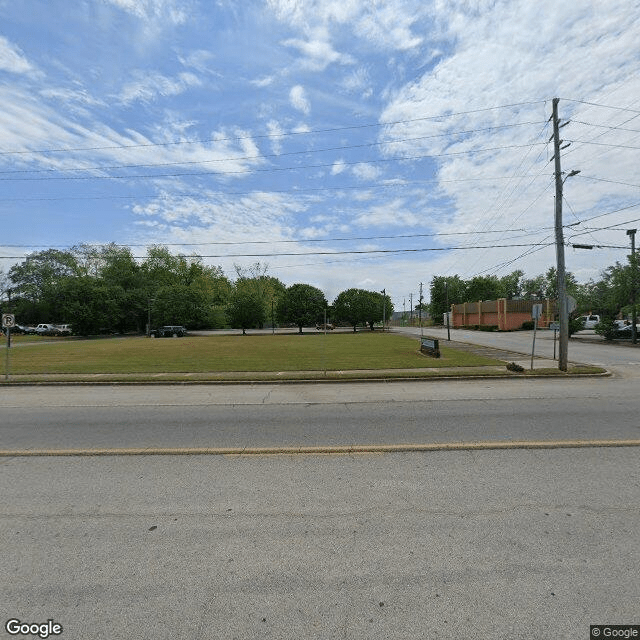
[445,280,451,341]
[552,98,570,371]
[628,229,637,344]
[381,289,386,332]
[418,283,423,337]
[409,293,413,324]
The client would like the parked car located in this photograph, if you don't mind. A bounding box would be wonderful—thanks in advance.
[615,322,640,338]
[22,325,37,334]
[3,324,26,335]
[35,323,60,336]
[150,325,187,338]
[56,324,73,336]
[578,314,601,330]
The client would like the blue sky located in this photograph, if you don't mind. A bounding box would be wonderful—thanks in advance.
[1,0,639,310]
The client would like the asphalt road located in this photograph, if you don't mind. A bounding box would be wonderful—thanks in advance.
[1,448,638,639]
[1,372,639,452]
[396,325,640,369]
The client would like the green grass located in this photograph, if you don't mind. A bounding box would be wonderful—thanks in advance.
[2,332,499,375]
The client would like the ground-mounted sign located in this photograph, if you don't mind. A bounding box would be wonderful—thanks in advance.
[420,336,441,358]
[2,314,15,328]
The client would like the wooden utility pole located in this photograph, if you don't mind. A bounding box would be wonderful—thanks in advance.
[552,98,569,371]
[418,282,423,334]
[628,229,637,344]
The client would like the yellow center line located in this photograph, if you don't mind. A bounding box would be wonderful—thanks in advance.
[1,439,639,457]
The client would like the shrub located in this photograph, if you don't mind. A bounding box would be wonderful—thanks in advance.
[521,320,535,330]
[594,316,619,341]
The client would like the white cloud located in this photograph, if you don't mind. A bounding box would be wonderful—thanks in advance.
[351,163,380,180]
[354,198,422,227]
[267,0,426,51]
[376,0,640,281]
[283,27,355,70]
[0,85,264,179]
[340,67,373,98]
[106,0,187,25]
[0,36,35,75]
[291,123,311,134]
[118,70,202,104]
[354,4,423,50]
[267,120,285,155]
[289,85,310,114]
[131,189,306,260]
[178,49,217,74]
[331,159,347,175]
[251,75,275,88]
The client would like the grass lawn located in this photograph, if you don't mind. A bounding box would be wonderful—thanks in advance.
[2,332,499,375]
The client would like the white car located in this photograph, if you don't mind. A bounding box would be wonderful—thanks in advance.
[35,323,60,336]
[578,314,600,329]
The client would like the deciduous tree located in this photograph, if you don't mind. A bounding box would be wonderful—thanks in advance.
[277,283,327,333]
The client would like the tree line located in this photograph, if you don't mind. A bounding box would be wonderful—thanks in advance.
[0,245,393,335]
[429,259,638,323]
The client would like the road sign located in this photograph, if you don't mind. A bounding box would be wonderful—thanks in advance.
[532,304,543,320]
[566,295,577,314]
[2,314,15,328]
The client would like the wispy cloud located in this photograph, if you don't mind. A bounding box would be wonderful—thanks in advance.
[0,35,36,75]
[177,49,217,74]
[289,85,310,114]
[117,70,202,105]
[268,0,426,51]
[283,27,355,71]
[354,198,421,227]
[106,0,188,25]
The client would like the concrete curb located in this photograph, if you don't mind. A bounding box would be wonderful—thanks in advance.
[2,439,638,457]
[0,367,610,386]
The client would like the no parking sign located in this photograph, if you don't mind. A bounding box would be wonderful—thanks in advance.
[2,314,15,328]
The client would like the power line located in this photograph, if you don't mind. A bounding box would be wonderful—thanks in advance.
[571,120,640,134]
[0,226,550,249]
[577,175,640,189]
[0,122,545,176]
[0,173,551,203]
[560,98,640,114]
[0,100,546,157]
[566,139,640,150]
[0,242,565,261]
[0,143,548,182]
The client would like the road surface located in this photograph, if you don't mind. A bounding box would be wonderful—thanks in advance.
[1,448,638,639]
[0,373,639,452]
[395,325,640,370]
